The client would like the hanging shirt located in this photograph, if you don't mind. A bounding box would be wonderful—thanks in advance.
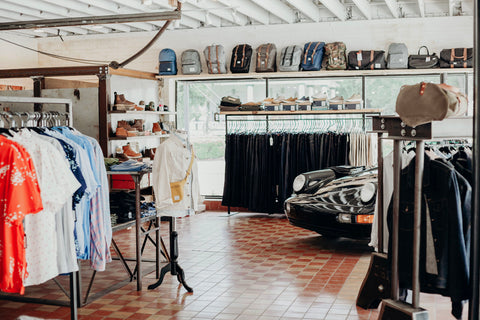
[10,130,80,286]
[152,134,202,217]
[0,136,43,294]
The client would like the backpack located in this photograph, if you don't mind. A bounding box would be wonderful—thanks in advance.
[324,42,347,70]
[255,43,277,72]
[387,43,408,69]
[158,48,177,75]
[278,45,303,72]
[301,42,325,71]
[204,45,227,74]
[347,50,386,70]
[230,44,253,73]
[181,49,202,75]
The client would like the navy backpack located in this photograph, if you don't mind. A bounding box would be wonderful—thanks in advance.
[158,48,177,75]
[301,42,325,71]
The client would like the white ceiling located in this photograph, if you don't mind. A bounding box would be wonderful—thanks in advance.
[0,0,473,38]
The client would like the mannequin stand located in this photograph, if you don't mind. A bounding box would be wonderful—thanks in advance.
[148,216,193,293]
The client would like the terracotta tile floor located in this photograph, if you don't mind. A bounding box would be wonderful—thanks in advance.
[0,211,466,320]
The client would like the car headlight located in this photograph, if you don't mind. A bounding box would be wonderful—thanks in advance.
[293,174,306,193]
[360,183,376,203]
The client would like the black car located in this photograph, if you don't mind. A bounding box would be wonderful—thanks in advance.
[284,166,377,239]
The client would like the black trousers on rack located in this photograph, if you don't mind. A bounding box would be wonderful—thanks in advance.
[222,132,350,213]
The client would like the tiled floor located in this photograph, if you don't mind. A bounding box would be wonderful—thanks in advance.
[0,211,466,320]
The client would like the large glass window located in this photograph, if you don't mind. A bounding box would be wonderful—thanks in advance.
[177,80,266,197]
[365,75,440,115]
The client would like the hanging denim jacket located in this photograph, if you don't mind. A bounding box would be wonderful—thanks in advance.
[388,154,471,319]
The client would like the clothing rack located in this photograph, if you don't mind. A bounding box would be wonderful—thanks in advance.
[220,109,382,134]
[365,115,473,319]
[0,96,78,320]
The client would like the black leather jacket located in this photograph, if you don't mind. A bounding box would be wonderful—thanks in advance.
[388,154,471,319]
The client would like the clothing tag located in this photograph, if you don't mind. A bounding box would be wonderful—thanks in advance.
[269,137,274,146]
[190,67,195,72]
[261,61,265,65]
[375,63,381,68]
[426,57,431,62]
[174,195,180,201]
[357,52,363,61]
[167,68,171,71]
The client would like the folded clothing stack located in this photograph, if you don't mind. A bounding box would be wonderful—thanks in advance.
[110,159,150,172]
[239,101,263,111]
[110,191,140,223]
[220,96,242,111]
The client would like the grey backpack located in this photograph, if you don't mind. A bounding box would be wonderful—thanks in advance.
[278,45,302,72]
[181,49,202,75]
[204,45,227,74]
[256,43,277,72]
[387,43,408,69]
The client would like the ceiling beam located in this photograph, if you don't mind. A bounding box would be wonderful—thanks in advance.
[112,0,199,28]
[0,11,180,31]
[283,0,322,22]
[74,0,158,31]
[151,1,222,27]
[6,0,132,33]
[418,0,425,17]
[351,0,372,19]
[215,0,270,25]
[184,0,248,26]
[384,0,400,18]
[249,0,297,23]
[318,0,346,21]
[0,3,96,35]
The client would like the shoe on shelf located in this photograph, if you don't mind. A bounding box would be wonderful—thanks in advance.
[329,95,345,103]
[144,148,156,160]
[114,92,138,111]
[127,130,137,137]
[122,143,142,159]
[345,94,362,103]
[152,122,163,135]
[115,127,128,138]
[131,119,145,132]
[115,146,129,162]
[117,120,133,131]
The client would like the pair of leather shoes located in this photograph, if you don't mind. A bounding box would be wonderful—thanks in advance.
[116,143,142,159]
[114,92,142,111]
[144,148,156,160]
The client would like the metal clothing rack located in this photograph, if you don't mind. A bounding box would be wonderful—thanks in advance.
[0,96,77,320]
[366,115,473,319]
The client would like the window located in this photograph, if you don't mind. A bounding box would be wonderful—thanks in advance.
[176,80,266,197]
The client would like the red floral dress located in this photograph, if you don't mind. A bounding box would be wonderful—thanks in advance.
[0,136,43,294]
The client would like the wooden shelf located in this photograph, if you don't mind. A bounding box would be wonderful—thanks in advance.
[220,108,382,116]
[109,110,175,115]
[109,134,170,141]
[156,68,473,81]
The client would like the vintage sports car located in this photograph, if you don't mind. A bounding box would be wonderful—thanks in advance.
[284,166,377,239]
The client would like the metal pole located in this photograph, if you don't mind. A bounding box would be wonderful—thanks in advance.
[412,140,425,309]
[391,139,401,300]
[377,133,384,253]
[469,0,480,318]
[134,174,142,291]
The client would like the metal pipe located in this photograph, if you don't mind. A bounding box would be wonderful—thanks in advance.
[412,140,425,308]
[391,139,401,300]
[134,175,142,291]
[377,133,384,253]
[469,0,480,318]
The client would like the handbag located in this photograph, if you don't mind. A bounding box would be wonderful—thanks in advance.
[408,46,439,69]
[170,149,195,203]
[439,48,473,68]
[395,82,468,127]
